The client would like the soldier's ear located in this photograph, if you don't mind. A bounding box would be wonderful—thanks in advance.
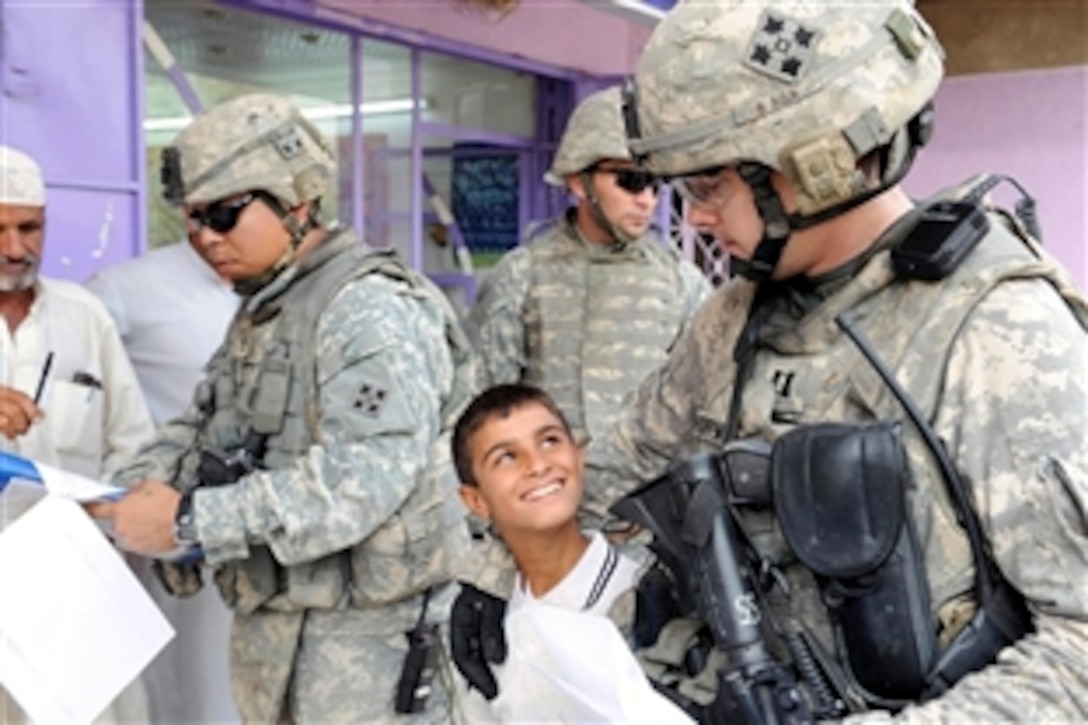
[458,484,491,520]
[567,173,588,203]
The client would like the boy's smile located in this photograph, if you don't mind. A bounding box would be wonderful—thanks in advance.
[523,480,563,502]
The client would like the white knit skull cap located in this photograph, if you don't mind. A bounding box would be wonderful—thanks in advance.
[0,145,46,207]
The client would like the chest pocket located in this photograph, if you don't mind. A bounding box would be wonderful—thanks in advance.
[47,378,105,478]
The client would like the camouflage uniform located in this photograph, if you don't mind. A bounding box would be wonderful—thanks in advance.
[468,87,711,442]
[583,211,1088,722]
[602,1,1088,720]
[115,95,477,724]
[457,1,1088,720]
[469,214,709,441]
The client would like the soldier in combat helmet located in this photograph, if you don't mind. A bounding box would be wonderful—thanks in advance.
[467,86,711,447]
[450,1,1088,721]
[89,93,477,723]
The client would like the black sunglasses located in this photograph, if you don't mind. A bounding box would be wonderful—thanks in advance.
[187,193,260,234]
[594,166,661,195]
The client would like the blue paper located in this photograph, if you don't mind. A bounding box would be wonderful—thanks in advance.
[0,451,45,490]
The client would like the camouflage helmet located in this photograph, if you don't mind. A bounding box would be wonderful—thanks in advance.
[546,86,631,186]
[163,93,336,208]
[629,0,944,214]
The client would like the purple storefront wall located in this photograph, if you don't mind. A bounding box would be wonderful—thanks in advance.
[0,0,145,283]
[905,65,1087,287]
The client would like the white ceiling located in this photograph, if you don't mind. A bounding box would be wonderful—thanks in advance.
[143,0,535,123]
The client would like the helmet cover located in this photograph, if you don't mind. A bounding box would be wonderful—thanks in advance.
[164,93,337,208]
[547,86,633,185]
[630,0,944,207]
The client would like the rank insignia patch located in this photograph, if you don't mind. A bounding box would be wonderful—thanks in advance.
[352,382,387,417]
[743,10,821,84]
[273,126,304,159]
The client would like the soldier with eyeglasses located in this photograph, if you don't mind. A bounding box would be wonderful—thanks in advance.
[87,93,478,723]
[452,1,1087,721]
[466,86,712,447]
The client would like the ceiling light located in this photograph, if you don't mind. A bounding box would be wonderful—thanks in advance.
[301,98,428,120]
[143,98,429,133]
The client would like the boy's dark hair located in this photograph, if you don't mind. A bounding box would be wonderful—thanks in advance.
[452,383,573,487]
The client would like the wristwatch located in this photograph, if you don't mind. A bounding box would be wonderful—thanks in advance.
[173,490,200,547]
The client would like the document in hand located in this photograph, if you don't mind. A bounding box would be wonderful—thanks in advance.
[0,459,175,722]
[0,452,203,565]
[0,452,125,529]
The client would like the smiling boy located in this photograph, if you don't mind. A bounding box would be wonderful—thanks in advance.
[451,383,678,722]
[453,383,638,617]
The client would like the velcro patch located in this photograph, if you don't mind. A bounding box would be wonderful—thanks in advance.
[743,10,821,84]
[352,382,388,418]
[273,126,304,159]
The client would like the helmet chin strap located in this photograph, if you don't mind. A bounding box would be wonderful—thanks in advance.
[579,170,635,249]
[734,162,793,283]
[733,127,922,282]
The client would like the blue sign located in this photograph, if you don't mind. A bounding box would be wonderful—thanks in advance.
[451,146,521,256]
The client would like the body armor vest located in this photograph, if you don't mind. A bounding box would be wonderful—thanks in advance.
[523,221,689,440]
[688,208,1087,677]
[186,229,474,614]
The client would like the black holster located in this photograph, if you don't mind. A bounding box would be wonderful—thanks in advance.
[196,430,268,488]
[773,422,937,703]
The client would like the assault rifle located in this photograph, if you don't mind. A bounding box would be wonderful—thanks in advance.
[612,452,840,725]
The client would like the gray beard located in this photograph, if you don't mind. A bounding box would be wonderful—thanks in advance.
[0,260,39,292]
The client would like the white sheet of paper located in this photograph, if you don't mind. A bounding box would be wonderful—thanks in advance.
[0,496,175,723]
[34,461,126,502]
[1,459,124,534]
[490,601,694,724]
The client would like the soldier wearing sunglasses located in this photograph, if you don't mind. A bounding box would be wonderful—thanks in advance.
[467,86,711,448]
[87,93,477,723]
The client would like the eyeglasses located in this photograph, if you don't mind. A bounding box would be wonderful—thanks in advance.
[593,166,661,195]
[186,193,259,234]
[673,166,735,208]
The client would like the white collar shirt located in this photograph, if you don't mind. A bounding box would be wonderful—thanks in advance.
[509,530,639,616]
[0,277,153,478]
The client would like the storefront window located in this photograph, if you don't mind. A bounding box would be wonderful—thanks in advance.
[421,51,536,139]
[355,39,414,254]
[142,0,560,304]
[417,50,537,286]
[143,0,350,247]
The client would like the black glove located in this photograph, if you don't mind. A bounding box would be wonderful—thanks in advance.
[450,582,507,700]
